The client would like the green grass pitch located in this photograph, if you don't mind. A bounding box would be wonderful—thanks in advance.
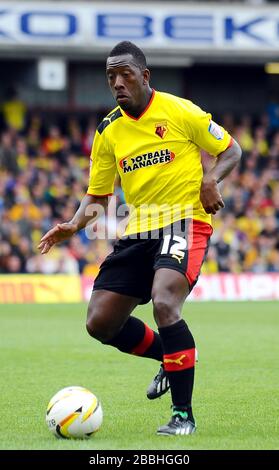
[0,301,278,450]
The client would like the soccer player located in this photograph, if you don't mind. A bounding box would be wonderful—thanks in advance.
[38,41,242,436]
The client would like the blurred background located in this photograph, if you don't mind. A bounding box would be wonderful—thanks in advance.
[0,0,279,302]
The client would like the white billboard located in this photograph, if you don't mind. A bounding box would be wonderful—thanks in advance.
[0,1,279,55]
[81,274,279,302]
[189,273,279,301]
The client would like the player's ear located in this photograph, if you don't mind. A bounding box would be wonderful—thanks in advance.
[143,68,150,85]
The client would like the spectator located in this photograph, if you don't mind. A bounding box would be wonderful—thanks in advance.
[1,87,26,132]
[1,109,278,275]
[0,131,19,175]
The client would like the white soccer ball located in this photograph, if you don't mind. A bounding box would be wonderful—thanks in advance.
[46,386,103,439]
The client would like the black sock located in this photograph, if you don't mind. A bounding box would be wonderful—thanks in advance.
[104,316,163,361]
[159,319,195,422]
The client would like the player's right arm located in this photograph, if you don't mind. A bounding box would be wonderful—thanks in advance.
[38,124,116,254]
[38,194,108,254]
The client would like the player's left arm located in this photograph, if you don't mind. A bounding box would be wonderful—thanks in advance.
[200,138,242,214]
[182,100,242,214]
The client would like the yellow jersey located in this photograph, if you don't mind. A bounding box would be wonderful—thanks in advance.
[2,99,26,131]
[87,90,231,235]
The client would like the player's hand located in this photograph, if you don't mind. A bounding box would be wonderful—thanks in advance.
[38,223,78,254]
[200,175,225,215]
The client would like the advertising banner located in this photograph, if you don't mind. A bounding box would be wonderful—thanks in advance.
[1,273,278,304]
[0,2,278,53]
[189,273,279,301]
[0,275,82,303]
[81,273,279,302]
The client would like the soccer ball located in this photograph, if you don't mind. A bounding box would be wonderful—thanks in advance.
[46,386,103,439]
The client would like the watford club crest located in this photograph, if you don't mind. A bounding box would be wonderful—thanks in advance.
[155,121,168,139]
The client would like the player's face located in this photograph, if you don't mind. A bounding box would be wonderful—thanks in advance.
[106,54,149,111]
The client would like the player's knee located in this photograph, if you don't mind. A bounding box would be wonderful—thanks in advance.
[86,318,110,342]
[86,318,99,340]
[86,308,108,342]
[152,295,181,327]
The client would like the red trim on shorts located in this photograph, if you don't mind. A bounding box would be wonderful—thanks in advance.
[131,323,154,355]
[185,220,213,287]
[123,89,155,121]
[163,348,196,372]
[86,193,112,197]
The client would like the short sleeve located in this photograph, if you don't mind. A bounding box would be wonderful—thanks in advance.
[183,101,231,157]
[87,129,116,196]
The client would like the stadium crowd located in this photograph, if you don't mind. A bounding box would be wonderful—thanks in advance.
[0,97,279,275]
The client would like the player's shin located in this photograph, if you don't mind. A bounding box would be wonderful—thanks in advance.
[159,319,195,423]
[103,316,163,361]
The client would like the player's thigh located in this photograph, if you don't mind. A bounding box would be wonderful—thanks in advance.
[87,289,140,341]
[151,268,190,327]
[151,219,212,327]
[93,237,154,304]
[154,219,212,289]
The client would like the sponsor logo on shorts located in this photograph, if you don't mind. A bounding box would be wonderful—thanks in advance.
[171,254,184,264]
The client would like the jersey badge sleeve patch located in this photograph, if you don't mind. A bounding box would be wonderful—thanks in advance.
[208,120,224,140]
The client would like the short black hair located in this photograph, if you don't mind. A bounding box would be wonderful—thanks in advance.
[108,41,147,70]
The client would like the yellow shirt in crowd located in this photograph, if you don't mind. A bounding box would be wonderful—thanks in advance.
[2,99,26,131]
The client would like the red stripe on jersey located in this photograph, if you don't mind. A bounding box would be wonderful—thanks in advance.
[163,348,196,372]
[131,323,154,355]
[185,220,212,287]
[216,137,233,157]
[227,136,234,149]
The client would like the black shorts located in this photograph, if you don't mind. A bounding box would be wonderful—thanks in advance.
[93,219,212,304]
